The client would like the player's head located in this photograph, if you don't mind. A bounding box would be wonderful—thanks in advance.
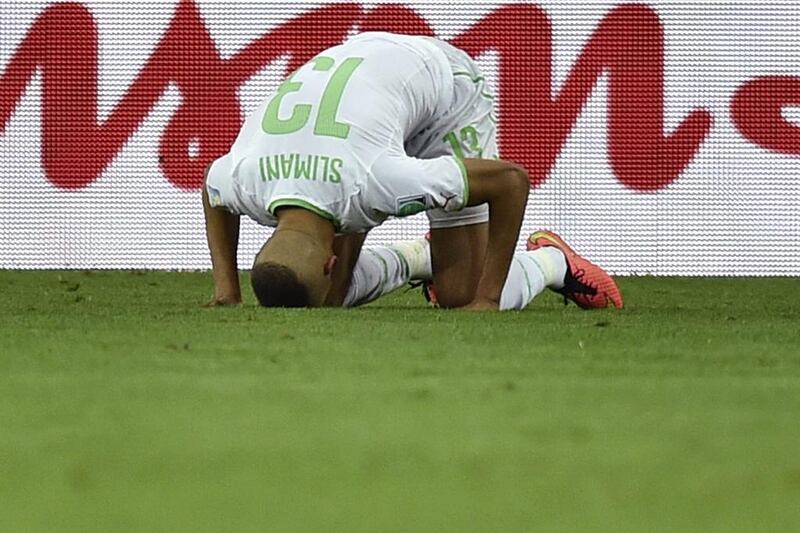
[250,261,310,307]
[250,227,334,308]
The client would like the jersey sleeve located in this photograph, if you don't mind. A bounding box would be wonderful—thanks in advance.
[205,154,240,213]
[369,153,469,217]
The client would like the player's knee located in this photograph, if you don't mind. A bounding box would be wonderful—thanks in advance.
[505,165,531,198]
[433,283,475,309]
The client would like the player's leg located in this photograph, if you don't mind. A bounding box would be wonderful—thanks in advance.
[342,239,430,307]
[324,233,367,306]
[412,46,499,308]
[427,200,558,310]
[324,233,432,308]
[498,246,567,310]
[423,235,608,311]
[428,219,487,308]
[496,231,624,310]
[351,230,555,311]
[336,230,618,311]
[522,230,623,309]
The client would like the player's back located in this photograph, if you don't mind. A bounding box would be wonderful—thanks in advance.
[234,32,453,160]
[207,32,457,232]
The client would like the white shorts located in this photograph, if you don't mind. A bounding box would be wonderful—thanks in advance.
[405,43,498,230]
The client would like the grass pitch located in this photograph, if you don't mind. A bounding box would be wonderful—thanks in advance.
[1,271,799,532]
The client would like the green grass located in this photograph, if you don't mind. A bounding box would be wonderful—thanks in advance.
[1,271,799,532]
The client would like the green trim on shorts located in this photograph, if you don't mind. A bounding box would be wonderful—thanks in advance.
[453,156,470,208]
[267,199,340,229]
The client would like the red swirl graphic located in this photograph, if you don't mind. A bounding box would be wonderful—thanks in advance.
[1,1,718,191]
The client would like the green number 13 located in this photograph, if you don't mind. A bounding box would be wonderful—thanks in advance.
[262,56,364,140]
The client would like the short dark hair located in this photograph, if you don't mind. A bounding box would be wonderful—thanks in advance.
[250,262,309,308]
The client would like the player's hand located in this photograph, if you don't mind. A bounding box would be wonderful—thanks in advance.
[459,298,500,311]
[202,294,242,307]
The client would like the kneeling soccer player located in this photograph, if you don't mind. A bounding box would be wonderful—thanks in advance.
[203,31,622,310]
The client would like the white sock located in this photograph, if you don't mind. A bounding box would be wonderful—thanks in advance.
[343,242,566,310]
[533,247,567,290]
[387,238,431,280]
[343,245,417,307]
[499,248,567,310]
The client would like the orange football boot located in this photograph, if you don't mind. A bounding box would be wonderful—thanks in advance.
[527,230,623,309]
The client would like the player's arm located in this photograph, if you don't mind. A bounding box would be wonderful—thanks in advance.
[202,181,242,306]
[461,158,530,310]
[324,232,367,307]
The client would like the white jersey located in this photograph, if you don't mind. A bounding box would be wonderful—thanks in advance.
[206,32,486,233]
